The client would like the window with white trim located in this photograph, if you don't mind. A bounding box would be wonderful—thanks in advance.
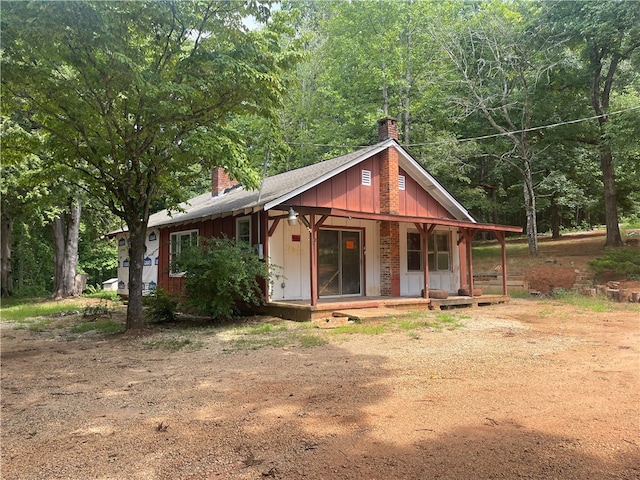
[236,217,251,245]
[428,232,450,271]
[169,230,198,275]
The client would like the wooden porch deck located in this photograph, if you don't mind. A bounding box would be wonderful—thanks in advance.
[262,294,510,322]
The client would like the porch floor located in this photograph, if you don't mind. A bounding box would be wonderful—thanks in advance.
[262,294,509,322]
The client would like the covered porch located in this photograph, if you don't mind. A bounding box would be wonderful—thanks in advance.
[261,293,510,322]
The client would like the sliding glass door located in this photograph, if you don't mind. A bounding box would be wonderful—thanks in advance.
[318,229,361,297]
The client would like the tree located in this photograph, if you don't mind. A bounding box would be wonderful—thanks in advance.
[543,0,640,246]
[434,1,563,256]
[2,1,300,329]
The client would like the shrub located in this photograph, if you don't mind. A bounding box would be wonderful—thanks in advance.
[145,288,178,323]
[174,237,273,321]
[588,248,640,278]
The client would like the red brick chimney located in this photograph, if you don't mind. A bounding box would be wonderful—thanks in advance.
[377,117,401,297]
[211,167,238,197]
[378,116,398,141]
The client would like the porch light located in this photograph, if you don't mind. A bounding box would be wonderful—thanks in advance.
[287,207,299,226]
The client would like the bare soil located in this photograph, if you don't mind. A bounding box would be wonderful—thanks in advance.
[2,297,639,480]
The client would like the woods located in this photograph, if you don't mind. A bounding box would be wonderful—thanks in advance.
[1,0,638,328]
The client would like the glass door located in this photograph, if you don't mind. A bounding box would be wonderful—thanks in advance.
[318,229,361,297]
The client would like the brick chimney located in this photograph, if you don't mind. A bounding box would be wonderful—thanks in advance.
[378,116,398,141]
[211,167,238,197]
[377,117,401,297]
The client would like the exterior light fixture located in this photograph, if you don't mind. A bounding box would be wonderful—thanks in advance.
[287,207,299,226]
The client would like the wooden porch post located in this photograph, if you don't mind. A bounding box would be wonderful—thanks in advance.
[261,210,270,303]
[415,223,435,299]
[463,229,478,294]
[495,231,508,295]
[308,214,318,306]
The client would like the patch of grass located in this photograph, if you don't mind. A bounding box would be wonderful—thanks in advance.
[538,308,555,318]
[70,319,125,334]
[13,317,54,332]
[553,294,614,312]
[228,335,289,351]
[83,290,119,300]
[241,322,287,335]
[1,300,86,322]
[330,323,386,335]
[426,312,465,331]
[397,319,425,331]
[143,336,203,351]
[298,334,328,348]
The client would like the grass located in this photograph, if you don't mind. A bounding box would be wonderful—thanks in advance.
[144,336,203,352]
[330,323,387,335]
[70,319,125,334]
[0,299,87,322]
[427,312,465,331]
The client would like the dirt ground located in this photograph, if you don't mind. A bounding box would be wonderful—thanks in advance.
[1,297,639,480]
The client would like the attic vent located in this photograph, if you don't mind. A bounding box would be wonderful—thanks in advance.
[361,169,372,186]
[398,175,406,191]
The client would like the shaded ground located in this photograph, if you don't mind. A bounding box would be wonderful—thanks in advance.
[1,298,639,479]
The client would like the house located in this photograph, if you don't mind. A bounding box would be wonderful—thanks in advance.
[113,117,521,319]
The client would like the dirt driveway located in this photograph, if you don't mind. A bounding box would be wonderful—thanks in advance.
[1,298,639,479]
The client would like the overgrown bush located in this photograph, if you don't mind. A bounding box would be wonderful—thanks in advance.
[145,288,178,323]
[175,237,273,320]
[588,248,640,278]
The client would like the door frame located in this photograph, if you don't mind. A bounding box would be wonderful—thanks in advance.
[317,226,365,298]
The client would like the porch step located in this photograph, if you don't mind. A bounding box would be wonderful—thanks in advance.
[332,307,414,321]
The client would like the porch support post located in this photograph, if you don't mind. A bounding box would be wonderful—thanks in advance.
[495,231,508,295]
[309,214,318,307]
[415,223,435,299]
[261,210,270,303]
[462,229,478,294]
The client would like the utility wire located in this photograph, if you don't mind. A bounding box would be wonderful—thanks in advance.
[284,105,640,149]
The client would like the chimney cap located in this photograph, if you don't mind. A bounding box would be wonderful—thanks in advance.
[377,116,398,141]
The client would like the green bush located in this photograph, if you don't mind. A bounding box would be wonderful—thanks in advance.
[588,248,640,278]
[145,288,178,323]
[174,237,273,321]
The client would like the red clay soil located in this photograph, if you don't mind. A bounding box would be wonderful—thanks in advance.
[1,298,639,480]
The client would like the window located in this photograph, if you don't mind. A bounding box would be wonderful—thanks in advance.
[236,217,251,246]
[361,169,372,186]
[169,230,198,275]
[428,232,450,271]
[407,232,422,271]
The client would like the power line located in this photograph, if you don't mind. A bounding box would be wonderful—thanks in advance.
[284,105,640,149]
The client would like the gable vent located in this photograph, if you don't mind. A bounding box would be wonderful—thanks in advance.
[362,169,372,186]
[398,174,406,191]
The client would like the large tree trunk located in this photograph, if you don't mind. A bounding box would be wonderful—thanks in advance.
[523,158,539,256]
[51,201,81,299]
[599,135,623,247]
[125,219,148,330]
[1,212,13,297]
[550,196,561,240]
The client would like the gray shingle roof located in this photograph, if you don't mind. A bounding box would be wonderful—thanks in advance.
[147,141,388,228]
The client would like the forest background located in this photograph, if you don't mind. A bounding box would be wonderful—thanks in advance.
[1,0,639,304]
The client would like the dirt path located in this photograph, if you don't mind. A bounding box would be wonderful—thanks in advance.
[1,299,639,479]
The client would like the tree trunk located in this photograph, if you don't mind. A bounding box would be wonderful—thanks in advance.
[126,219,148,331]
[550,196,561,240]
[51,200,82,299]
[1,213,13,297]
[599,136,623,247]
[523,158,539,256]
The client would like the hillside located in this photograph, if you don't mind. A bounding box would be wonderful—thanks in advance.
[472,228,640,294]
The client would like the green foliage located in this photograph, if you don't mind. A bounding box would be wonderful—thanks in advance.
[0,299,84,322]
[144,288,178,323]
[175,237,273,321]
[588,249,640,278]
[82,300,114,319]
[330,324,386,335]
[70,319,124,335]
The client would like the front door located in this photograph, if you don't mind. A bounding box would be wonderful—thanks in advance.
[318,229,362,297]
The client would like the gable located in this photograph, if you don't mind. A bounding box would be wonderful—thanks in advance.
[398,168,455,219]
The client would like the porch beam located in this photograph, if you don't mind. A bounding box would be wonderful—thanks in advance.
[267,217,280,237]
